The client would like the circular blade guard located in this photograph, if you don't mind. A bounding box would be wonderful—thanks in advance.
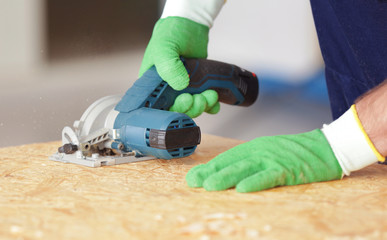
[73,95,122,140]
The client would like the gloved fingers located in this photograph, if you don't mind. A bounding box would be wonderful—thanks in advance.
[185,164,208,188]
[153,49,190,91]
[169,93,194,113]
[170,91,220,117]
[185,149,250,188]
[202,159,264,191]
[184,94,207,118]
[138,17,210,91]
[235,168,286,193]
[201,90,220,114]
[205,102,220,114]
[201,90,218,109]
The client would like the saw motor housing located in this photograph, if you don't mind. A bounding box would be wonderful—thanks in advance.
[114,107,201,159]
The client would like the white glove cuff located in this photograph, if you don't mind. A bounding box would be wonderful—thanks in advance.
[161,0,225,27]
[321,105,383,176]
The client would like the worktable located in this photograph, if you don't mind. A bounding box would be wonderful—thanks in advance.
[1,134,387,240]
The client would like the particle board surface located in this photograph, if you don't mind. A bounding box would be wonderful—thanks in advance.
[0,134,387,240]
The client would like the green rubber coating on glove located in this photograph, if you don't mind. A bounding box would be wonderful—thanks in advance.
[202,90,218,111]
[184,94,207,118]
[170,90,220,118]
[186,129,343,193]
[169,93,193,113]
[139,17,209,91]
[206,102,220,114]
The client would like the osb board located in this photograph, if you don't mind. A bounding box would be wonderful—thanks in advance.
[0,134,387,240]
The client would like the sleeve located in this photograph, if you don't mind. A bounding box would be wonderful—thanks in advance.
[321,105,385,176]
[161,0,226,27]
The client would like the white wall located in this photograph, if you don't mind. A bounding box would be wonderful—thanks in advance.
[0,0,45,79]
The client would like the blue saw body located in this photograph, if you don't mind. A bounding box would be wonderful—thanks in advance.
[51,58,259,167]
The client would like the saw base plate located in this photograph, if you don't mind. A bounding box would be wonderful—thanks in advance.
[49,152,155,167]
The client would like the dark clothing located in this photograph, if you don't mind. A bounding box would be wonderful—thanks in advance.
[310,0,387,120]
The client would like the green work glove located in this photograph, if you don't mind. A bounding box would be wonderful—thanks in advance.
[139,17,209,91]
[169,90,220,118]
[186,129,343,193]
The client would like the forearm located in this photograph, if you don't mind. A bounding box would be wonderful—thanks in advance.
[356,79,387,156]
[321,79,387,175]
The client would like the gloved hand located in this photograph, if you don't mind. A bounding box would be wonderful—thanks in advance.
[169,90,220,118]
[139,17,209,91]
[186,129,343,193]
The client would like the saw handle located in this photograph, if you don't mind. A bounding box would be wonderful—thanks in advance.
[182,58,258,106]
[150,58,259,111]
[115,58,259,113]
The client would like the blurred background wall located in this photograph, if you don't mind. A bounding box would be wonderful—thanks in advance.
[0,0,332,148]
